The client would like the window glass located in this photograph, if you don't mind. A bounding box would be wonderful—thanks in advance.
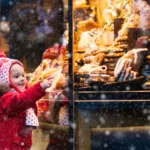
[0,0,69,149]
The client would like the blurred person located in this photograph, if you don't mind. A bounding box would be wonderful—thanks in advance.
[8,0,65,72]
[29,44,69,150]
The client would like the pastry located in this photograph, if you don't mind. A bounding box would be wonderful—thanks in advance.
[92,53,105,65]
[105,52,125,58]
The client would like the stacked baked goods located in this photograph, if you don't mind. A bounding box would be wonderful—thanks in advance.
[101,14,140,75]
[74,0,150,90]
[114,36,149,82]
[75,46,117,85]
[75,12,140,70]
[103,47,125,75]
[111,14,140,50]
[80,46,125,76]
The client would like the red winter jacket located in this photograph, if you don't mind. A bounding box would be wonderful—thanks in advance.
[0,82,45,150]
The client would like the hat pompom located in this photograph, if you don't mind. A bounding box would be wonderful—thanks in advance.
[0,49,6,57]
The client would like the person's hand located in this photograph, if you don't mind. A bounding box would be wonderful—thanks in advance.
[40,77,53,90]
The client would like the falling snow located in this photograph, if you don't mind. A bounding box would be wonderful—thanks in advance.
[0,0,150,150]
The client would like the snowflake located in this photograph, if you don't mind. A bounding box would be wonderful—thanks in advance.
[105,130,110,136]
[9,1,13,6]
[58,8,63,12]
[49,129,54,134]
[44,19,48,24]
[85,118,90,123]
[30,9,35,14]
[147,115,150,121]
[126,86,131,90]
[47,9,51,14]
[114,131,125,139]
[0,22,10,32]
[71,123,76,129]
[136,134,140,138]
[101,94,106,99]
[69,138,74,143]
[148,130,150,135]
[99,117,106,124]
[67,53,72,59]
[129,145,136,150]
[143,109,148,114]
[1,16,6,21]
[17,33,24,41]
[104,143,108,148]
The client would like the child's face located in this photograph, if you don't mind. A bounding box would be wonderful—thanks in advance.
[10,64,26,91]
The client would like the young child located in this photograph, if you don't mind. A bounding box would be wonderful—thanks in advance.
[0,49,53,150]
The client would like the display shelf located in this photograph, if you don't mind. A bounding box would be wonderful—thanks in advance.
[74,90,150,110]
[74,90,150,100]
[39,122,68,132]
[74,90,150,150]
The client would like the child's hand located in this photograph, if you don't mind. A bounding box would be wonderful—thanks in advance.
[40,77,53,90]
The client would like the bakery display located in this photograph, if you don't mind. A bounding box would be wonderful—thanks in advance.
[73,0,150,91]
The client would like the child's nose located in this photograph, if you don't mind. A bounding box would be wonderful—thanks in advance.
[21,76,25,81]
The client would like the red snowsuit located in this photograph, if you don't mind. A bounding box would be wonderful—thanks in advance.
[0,82,45,150]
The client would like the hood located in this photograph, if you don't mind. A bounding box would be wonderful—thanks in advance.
[0,50,24,93]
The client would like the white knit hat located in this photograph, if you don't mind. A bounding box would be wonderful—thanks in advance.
[0,50,39,127]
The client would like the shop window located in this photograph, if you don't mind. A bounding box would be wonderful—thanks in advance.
[0,0,69,150]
